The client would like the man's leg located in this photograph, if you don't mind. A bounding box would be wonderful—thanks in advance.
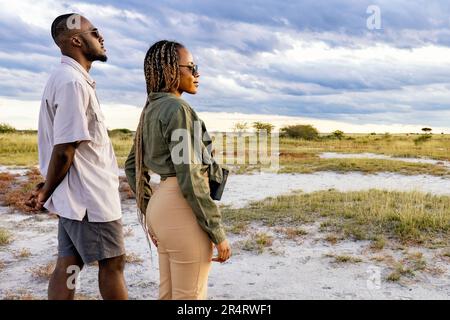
[98,254,128,300]
[48,255,84,300]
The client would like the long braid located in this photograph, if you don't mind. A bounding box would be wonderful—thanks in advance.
[135,40,183,249]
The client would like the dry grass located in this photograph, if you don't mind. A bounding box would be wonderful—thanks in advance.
[0,132,133,167]
[324,234,340,244]
[223,134,450,175]
[241,232,274,254]
[123,226,134,237]
[30,262,55,281]
[1,167,44,213]
[279,157,449,177]
[226,221,249,234]
[325,253,363,264]
[0,132,38,166]
[284,227,308,239]
[1,132,449,173]
[0,228,13,246]
[3,289,36,300]
[74,293,98,300]
[125,253,144,264]
[441,250,450,259]
[13,248,31,259]
[0,172,18,193]
[369,236,386,250]
[280,134,450,161]
[223,189,450,246]
[386,252,427,282]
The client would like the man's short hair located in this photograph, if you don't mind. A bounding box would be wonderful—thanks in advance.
[51,13,80,45]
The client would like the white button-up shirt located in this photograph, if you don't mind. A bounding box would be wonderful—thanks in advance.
[38,55,121,222]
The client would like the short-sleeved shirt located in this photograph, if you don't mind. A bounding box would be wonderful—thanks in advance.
[38,55,121,222]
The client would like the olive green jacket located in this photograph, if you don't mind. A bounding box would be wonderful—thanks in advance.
[125,92,226,244]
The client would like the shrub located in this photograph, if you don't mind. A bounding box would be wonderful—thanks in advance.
[332,130,345,140]
[414,134,432,145]
[280,124,319,140]
[108,128,132,134]
[108,128,133,139]
[0,123,16,133]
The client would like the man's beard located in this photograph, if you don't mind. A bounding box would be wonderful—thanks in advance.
[82,38,108,62]
[86,52,108,62]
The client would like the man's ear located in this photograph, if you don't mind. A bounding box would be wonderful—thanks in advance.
[70,36,82,48]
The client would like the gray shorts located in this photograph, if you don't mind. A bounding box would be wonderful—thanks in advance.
[58,215,126,264]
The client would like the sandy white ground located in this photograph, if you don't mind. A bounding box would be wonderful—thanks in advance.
[0,162,449,300]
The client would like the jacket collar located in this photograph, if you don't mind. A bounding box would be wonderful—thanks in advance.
[148,92,178,101]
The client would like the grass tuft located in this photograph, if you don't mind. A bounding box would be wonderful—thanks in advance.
[0,228,13,246]
[125,253,144,264]
[13,248,31,259]
[241,232,274,254]
[30,262,55,281]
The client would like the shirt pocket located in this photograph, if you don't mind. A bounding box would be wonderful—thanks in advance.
[88,109,109,145]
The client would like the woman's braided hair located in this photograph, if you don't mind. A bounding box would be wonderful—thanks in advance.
[135,40,184,250]
[143,40,184,94]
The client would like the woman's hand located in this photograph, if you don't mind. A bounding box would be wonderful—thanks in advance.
[212,239,231,263]
[149,232,158,248]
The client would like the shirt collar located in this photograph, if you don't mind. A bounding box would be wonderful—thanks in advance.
[149,92,178,101]
[61,55,96,88]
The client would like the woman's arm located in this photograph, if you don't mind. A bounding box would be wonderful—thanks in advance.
[164,103,227,245]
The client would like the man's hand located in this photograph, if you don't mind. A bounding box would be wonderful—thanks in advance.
[26,142,77,212]
[25,182,46,211]
[212,239,231,263]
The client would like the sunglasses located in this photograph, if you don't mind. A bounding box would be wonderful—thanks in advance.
[72,28,101,39]
[179,64,199,75]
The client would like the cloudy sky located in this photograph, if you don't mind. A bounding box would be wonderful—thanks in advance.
[1,0,450,132]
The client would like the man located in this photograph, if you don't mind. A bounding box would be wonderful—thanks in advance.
[31,13,128,300]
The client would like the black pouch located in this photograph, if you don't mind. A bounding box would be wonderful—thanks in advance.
[209,168,229,201]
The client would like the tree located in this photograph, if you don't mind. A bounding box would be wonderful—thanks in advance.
[0,123,16,133]
[252,122,275,135]
[280,124,319,140]
[421,127,432,134]
[232,122,249,135]
[332,130,344,140]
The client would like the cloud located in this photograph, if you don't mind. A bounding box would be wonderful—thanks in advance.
[0,0,450,131]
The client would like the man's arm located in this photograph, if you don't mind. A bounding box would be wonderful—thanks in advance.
[35,142,78,209]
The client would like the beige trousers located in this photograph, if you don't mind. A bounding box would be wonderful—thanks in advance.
[146,177,213,300]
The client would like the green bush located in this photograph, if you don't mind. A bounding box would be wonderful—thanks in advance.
[0,123,16,133]
[414,134,432,145]
[280,124,319,140]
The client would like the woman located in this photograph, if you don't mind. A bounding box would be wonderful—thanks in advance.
[125,40,231,300]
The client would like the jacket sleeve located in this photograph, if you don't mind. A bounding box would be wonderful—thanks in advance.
[164,103,226,244]
[125,143,137,193]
